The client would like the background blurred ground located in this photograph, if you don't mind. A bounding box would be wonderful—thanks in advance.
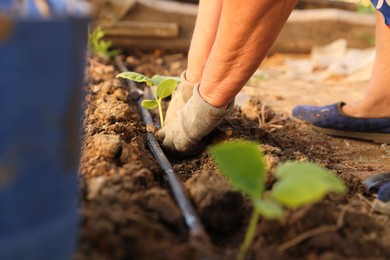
[243,52,367,116]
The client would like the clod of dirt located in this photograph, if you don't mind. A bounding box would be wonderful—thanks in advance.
[87,60,115,84]
[94,79,129,103]
[77,174,193,260]
[93,101,132,125]
[185,170,246,235]
[264,154,281,172]
[241,97,276,122]
[125,168,154,186]
[100,79,122,94]
[111,88,129,102]
[117,143,135,165]
[134,188,185,229]
[86,176,106,200]
[89,133,124,159]
[146,123,158,133]
[261,144,283,155]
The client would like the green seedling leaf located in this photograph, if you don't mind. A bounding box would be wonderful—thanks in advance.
[253,199,284,219]
[271,161,347,208]
[96,29,104,39]
[108,49,121,58]
[157,79,178,99]
[210,142,347,260]
[116,72,153,87]
[209,140,266,198]
[141,99,158,109]
[117,71,178,127]
[151,75,180,86]
[88,26,121,60]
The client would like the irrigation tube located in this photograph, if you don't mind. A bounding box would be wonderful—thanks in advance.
[116,60,209,249]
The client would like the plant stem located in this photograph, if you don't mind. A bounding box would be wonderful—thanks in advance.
[238,209,261,260]
[148,86,164,127]
[157,98,164,127]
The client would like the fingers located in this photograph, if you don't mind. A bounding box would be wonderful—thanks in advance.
[156,128,166,144]
[156,125,177,154]
[155,124,197,157]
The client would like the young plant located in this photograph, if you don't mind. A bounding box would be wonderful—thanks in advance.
[356,0,375,14]
[209,140,346,260]
[88,26,120,59]
[116,72,179,127]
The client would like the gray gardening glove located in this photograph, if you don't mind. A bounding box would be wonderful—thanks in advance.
[164,71,197,126]
[156,84,234,156]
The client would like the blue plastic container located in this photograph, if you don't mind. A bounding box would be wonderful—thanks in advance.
[0,3,89,260]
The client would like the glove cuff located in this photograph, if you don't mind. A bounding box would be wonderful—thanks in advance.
[164,70,198,125]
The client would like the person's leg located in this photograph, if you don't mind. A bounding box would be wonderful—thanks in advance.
[185,0,223,83]
[291,10,390,143]
[164,0,222,125]
[342,11,390,118]
[198,0,298,108]
[158,0,298,155]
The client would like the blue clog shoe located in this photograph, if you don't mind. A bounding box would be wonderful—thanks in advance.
[292,102,390,144]
[364,172,390,215]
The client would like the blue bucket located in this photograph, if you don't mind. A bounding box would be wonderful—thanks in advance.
[0,3,89,260]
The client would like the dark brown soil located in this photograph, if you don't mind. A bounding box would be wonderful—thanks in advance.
[76,51,390,260]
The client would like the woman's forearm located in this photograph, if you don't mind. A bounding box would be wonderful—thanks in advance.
[200,0,298,108]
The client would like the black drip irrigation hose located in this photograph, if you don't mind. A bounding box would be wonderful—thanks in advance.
[115,60,211,257]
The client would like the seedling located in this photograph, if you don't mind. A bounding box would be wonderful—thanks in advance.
[356,0,375,14]
[88,26,120,59]
[209,140,346,260]
[116,72,179,127]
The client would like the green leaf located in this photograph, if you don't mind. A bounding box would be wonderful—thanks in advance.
[151,75,180,86]
[157,79,178,99]
[271,161,347,208]
[96,29,105,39]
[116,72,153,87]
[253,199,284,219]
[108,49,121,59]
[141,99,158,109]
[209,140,266,198]
[103,40,112,49]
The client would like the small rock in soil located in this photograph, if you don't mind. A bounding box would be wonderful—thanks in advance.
[87,176,106,200]
[90,133,123,159]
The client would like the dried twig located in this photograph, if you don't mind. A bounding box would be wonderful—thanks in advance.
[261,104,266,126]
[258,115,262,128]
[344,163,357,170]
[278,206,348,252]
[356,193,375,216]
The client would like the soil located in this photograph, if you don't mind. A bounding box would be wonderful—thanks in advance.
[75,50,390,260]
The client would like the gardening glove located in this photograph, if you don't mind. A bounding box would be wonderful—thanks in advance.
[156,84,234,157]
[164,70,197,126]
